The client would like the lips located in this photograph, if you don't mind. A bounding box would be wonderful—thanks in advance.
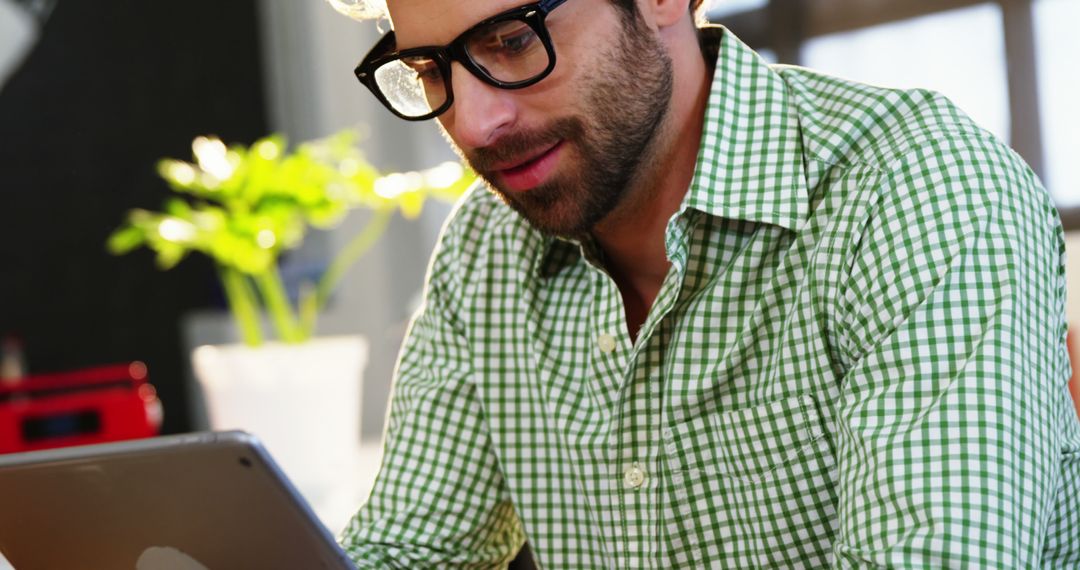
[493,141,564,193]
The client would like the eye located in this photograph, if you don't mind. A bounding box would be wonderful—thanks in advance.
[417,65,443,85]
[403,56,443,85]
[494,25,538,55]
[473,22,540,58]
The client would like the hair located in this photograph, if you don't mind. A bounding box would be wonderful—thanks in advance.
[330,0,708,24]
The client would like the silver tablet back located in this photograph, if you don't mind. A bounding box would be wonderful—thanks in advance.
[0,431,355,569]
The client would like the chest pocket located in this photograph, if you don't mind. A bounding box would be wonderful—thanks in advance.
[683,393,838,567]
[707,392,831,483]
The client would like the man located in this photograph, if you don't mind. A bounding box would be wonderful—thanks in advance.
[338,0,1080,566]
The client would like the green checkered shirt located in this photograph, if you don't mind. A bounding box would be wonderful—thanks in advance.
[341,27,1080,568]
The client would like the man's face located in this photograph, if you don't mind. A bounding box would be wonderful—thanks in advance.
[387,0,674,237]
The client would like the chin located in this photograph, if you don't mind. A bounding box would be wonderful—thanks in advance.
[483,183,586,238]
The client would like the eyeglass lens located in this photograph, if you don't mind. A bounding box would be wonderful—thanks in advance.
[374,18,550,118]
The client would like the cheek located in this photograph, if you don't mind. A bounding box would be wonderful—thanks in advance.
[434,114,467,155]
[510,57,586,119]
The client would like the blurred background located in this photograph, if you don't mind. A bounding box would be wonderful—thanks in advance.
[0,0,1077,534]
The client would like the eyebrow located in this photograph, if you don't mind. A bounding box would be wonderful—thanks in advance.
[391,1,533,53]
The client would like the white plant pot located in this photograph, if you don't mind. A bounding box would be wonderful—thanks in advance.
[191,335,368,534]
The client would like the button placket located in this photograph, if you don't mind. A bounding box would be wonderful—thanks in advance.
[662,425,679,457]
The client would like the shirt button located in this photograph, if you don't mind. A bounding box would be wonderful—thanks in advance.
[597,334,617,354]
[624,464,646,489]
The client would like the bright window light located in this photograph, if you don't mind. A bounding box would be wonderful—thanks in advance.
[707,0,768,19]
[1034,0,1080,206]
[802,4,1010,145]
[757,48,777,64]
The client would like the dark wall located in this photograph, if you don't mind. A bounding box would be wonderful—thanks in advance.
[0,1,269,433]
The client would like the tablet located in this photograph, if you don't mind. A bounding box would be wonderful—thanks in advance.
[0,431,356,569]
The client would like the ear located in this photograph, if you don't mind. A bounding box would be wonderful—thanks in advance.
[639,0,692,28]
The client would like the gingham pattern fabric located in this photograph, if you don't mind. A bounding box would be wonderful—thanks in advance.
[340,27,1080,568]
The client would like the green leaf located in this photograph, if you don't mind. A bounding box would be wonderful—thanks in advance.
[154,242,187,270]
[397,190,425,219]
[106,225,146,255]
[111,127,475,343]
[164,198,193,218]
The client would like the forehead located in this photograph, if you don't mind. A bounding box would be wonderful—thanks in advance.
[386,0,529,49]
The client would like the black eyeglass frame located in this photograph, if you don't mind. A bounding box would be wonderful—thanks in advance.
[354,0,570,121]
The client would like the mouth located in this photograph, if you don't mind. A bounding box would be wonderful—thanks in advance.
[493,141,564,193]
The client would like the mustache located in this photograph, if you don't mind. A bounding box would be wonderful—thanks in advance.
[468,116,584,172]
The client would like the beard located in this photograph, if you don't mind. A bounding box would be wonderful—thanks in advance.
[457,13,675,238]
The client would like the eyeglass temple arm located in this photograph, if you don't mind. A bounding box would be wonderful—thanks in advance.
[538,0,569,14]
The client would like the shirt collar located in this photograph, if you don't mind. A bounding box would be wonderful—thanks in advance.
[533,26,810,279]
[681,26,809,232]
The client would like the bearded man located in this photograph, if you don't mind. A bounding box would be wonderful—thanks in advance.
[337,0,1080,567]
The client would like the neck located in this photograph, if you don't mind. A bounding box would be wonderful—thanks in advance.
[591,20,711,335]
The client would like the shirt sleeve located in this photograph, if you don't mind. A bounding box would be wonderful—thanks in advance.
[338,230,525,568]
[829,135,1079,568]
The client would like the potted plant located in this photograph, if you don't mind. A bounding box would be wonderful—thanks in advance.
[107,130,473,530]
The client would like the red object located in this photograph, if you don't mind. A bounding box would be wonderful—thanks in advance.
[0,362,162,454]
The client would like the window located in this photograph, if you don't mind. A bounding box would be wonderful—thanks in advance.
[1034,0,1080,206]
[801,4,1009,144]
[710,0,1079,224]
[709,0,769,19]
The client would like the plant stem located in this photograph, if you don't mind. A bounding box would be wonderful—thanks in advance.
[219,265,263,347]
[254,266,304,343]
[314,208,394,315]
[298,280,318,341]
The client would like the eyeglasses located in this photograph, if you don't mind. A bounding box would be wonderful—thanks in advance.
[354,0,570,121]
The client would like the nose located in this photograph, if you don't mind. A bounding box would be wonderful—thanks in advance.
[440,62,516,150]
